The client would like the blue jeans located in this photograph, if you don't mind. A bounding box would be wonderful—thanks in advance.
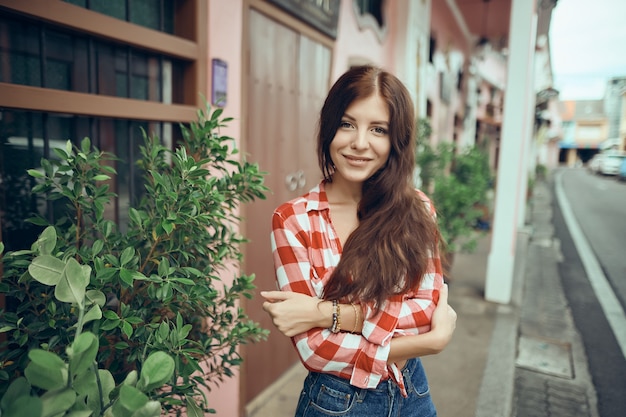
[294,358,437,417]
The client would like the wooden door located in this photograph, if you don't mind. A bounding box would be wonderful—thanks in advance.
[243,9,330,404]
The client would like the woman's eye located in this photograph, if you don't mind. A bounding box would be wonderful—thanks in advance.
[372,126,388,135]
[340,121,353,129]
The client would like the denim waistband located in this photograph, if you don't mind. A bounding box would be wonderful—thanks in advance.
[307,358,420,393]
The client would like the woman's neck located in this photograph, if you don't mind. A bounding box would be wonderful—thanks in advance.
[325,176,362,205]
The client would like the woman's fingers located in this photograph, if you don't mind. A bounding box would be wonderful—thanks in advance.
[260,290,290,303]
[260,291,322,337]
[438,283,449,305]
[430,283,457,349]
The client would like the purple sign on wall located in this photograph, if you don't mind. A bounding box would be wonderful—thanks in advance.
[212,59,228,107]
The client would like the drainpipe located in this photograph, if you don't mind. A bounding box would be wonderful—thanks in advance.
[485,0,537,304]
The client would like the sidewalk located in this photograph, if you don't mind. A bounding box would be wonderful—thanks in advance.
[246,178,599,417]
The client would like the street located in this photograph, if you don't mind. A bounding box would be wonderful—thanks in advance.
[553,167,626,416]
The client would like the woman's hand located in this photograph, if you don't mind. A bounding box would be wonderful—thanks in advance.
[388,283,457,364]
[429,283,457,352]
[260,291,331,337]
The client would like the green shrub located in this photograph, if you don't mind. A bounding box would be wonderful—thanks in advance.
[415,119,492,254]
[0,105,269,416]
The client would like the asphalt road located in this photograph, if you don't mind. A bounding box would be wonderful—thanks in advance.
[553,167,626,417]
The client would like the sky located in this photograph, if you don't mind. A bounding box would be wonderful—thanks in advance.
[549,0,626,100]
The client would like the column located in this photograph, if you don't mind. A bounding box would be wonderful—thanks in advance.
[485,0,537,304]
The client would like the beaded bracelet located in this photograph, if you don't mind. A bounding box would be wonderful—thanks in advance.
[330,300,341,333]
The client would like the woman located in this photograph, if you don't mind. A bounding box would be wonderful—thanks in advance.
[261,65,457,416]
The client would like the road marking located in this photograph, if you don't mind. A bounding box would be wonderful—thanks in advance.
[555,171,626,360]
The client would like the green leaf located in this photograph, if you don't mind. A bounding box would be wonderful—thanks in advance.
[103,310,120,320]
[130,401,162,417]
[130,271,149,281]
[93,174,111,181]
[137,351,175,392]
[82,304,103,324]
[0,325,16,333]
[157,258,170,277]
[36,226,57,255]
[169,277,195,285]
[162,220,174,235]
[80,137,91,153]
[185,397,205,417]
[178,324,192,340]
[100,319,119,331]
[29,255,65,286]
[124,316,143,325]
[114,384,149,414]
[55,258,90,307]
[119,268,136,286]
[74,369,115,411]
[1,377,31,410]
[120,247,135,267]
[157,322,169,341]
[65,411,93,417]
[121,321,133,338]
[1,395,42,417]
[122,370,138,387]
[24,350,67,391]
[6,249,32,257]
[85,290,106,307]
[27,168,45,178]
[68,332,99,377]
[40,387,76,417]
[91,239,104,256]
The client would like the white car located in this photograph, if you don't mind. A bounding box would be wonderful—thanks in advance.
[588,154,604,174]
[599,154,626,176]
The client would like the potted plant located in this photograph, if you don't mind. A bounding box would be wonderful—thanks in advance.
[0,105,269,416]
[415,119,492,275]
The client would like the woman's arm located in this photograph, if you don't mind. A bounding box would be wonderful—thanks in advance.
[387,283,457,363]
[262,255,444,341]
[262,283,457,363]
[261,291,360,336]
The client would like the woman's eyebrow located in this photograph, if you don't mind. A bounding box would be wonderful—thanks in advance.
[342,113,389,126]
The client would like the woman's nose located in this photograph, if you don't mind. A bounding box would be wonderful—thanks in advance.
[351,130,369,149]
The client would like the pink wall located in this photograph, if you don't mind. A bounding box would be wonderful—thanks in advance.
[430,1,470,57]
[205,1,245,415]
[331,0,387,80]
[428,1,469,145]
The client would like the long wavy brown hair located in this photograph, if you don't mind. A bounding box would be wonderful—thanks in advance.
[319,65,442,308]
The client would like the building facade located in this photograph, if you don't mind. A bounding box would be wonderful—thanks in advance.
[0,0,560,415]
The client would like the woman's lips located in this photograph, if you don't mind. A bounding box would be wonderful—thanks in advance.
[344,155,371,162]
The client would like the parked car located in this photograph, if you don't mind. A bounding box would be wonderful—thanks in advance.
[599,154,626,176]
[588,153,604,174]
[618,157,626,182]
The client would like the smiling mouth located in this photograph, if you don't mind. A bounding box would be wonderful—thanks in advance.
[344,155,371,162]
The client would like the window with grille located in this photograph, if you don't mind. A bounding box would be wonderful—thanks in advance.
[0,0,202,250]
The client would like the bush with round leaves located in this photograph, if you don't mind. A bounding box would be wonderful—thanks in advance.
[0,105,269,416]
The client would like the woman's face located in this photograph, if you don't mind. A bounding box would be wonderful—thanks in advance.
[330,93,391,185]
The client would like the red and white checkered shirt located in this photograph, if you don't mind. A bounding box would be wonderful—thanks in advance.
[271,181,444,397]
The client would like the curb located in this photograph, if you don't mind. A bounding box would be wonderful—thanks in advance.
[474,228,529,417]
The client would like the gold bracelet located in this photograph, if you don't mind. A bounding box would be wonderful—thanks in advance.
[336,302,341,333]
[351,303,360,333]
